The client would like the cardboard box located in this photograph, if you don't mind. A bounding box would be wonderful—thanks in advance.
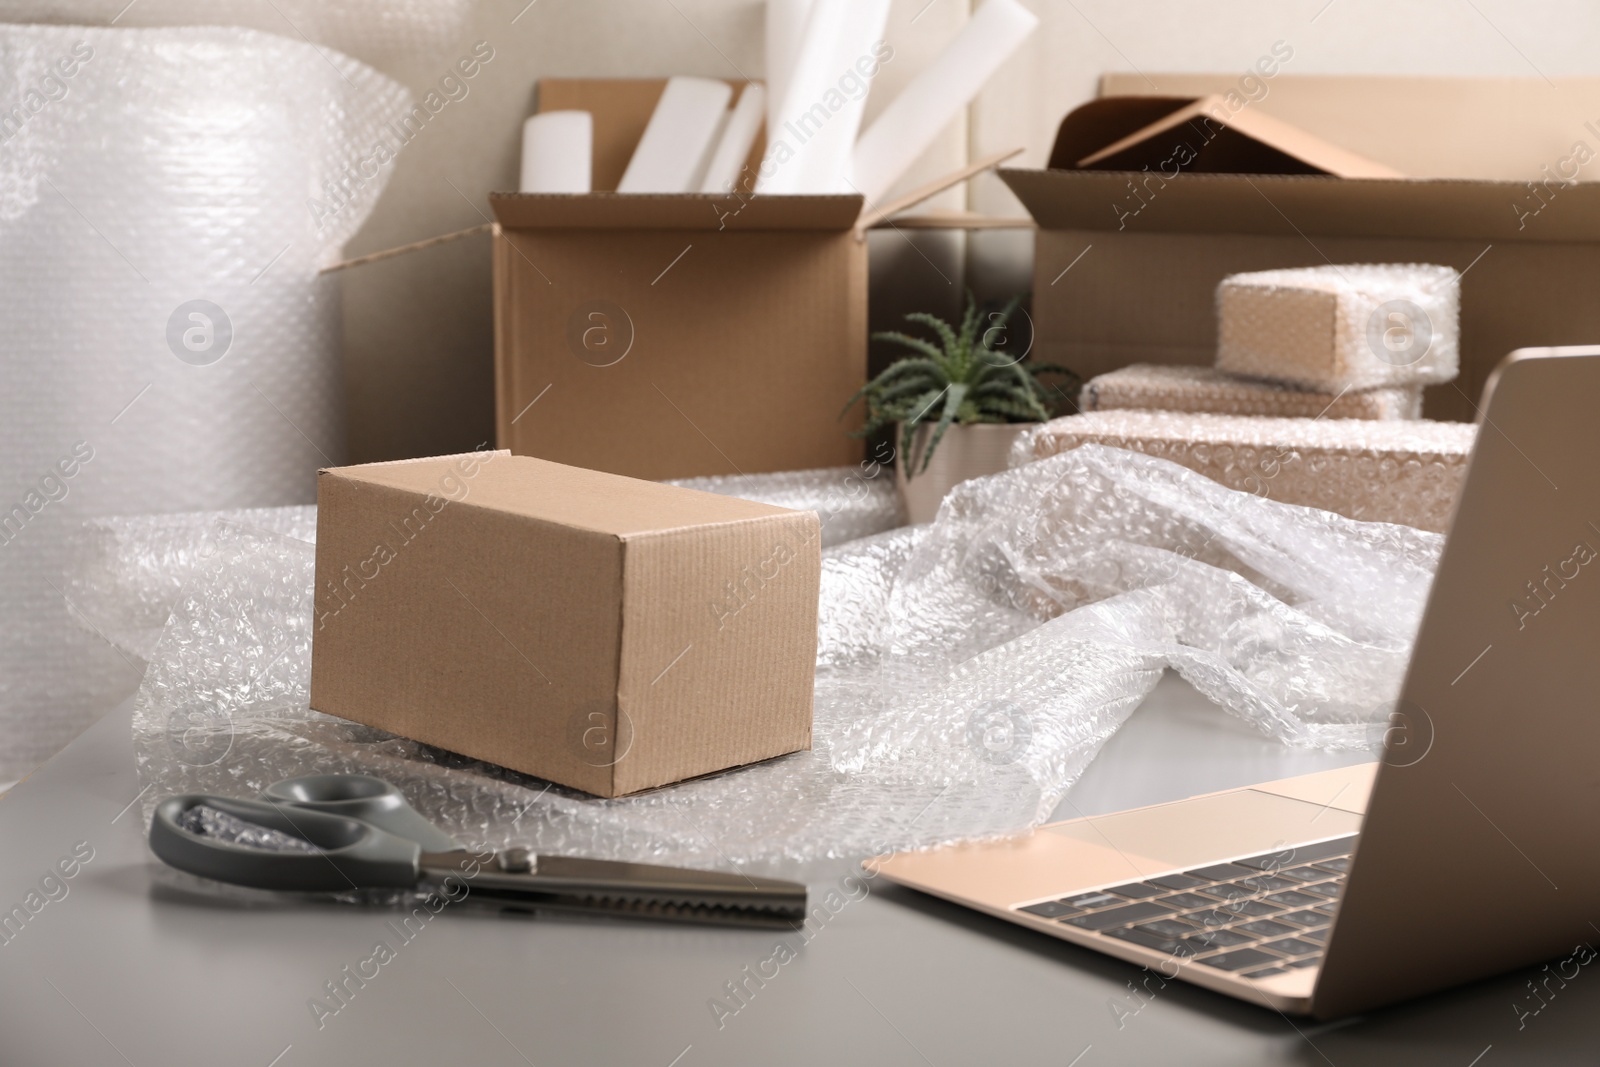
[309,450,822,797]
[492,78,1008,482]
[1002,75,1600,423]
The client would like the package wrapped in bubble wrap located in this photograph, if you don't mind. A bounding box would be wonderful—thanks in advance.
[132,446,1439,879]
[666,465,904,547]
[1216,264,1459,391]
[1018,411,1475,533]
[0,24,407,777]
[1081,364,1422,421]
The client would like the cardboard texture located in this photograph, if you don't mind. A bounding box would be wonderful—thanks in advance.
[309,451,822,797]
[1005,75,1600,423]
[494,77,868,482]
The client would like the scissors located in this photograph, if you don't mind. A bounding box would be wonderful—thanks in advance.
[148,774,807,928]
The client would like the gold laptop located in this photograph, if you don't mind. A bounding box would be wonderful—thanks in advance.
[871,348,1600,1019]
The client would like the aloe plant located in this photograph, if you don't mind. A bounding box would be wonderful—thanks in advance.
[843,293,1079,478]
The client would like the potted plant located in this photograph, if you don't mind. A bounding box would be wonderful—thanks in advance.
[843,293,1078,523]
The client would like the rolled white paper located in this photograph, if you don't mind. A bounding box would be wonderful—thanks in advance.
[851,0,1038,203]
[617,76,734,193]
[813,0,888,192]
[698,82,767,193]
[520,110,593,193]
[688,106,733,192]
[765,0,813,149]
[758,0,889,194]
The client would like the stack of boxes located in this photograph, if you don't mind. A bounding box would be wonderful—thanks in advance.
[1082,263,1459,420]
[1021,263,1478,532]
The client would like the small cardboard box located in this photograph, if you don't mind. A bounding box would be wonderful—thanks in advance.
[309,450,822,797]
[1002,75,1600,423]
[491,78,1007,482]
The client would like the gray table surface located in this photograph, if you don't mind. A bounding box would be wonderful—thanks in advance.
[1,674,1592,1066]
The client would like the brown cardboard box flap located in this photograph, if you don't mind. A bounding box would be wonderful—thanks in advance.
[1098,73,1600,182]
[999,167,1600,242]
[1060,95,1403,178]
[490,191,864,231]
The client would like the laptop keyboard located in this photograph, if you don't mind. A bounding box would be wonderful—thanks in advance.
[1013,835,1356,980]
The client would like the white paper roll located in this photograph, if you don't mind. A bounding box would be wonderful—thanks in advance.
[519,110,592,193]
[617,76,733,194]
[765,0,813,149]
[851,0,1038,203]
[698,83,766,193]
[758,0,889,194]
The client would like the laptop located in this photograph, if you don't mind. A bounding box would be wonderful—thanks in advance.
[870,348,1600,1019]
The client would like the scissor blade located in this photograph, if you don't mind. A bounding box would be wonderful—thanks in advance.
[418,851,807,925]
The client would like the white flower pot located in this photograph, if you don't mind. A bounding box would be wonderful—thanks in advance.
[895,422,1033,524]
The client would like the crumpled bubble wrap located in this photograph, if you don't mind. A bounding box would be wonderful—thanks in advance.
[0,24,406,779]
[667,465,904,548]
[132,446,1437,878]
[63,506,318,663]
[1081,364,1422,421]
[1018,410,1475,534]
[1216,263,1460,391]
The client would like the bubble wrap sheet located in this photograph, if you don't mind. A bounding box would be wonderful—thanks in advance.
[0,24,406,777]
[64,506,318,663]
[132,447,1435,878]
[1081,364,1423,421]
[666,465,904,547]
[1216,263,1460,392]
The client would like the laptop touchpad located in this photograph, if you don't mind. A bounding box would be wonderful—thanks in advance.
[1046,789,1363,872]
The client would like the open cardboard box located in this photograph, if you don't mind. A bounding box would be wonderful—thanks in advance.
[491,78,1014,481]
[1002,75,1600,422]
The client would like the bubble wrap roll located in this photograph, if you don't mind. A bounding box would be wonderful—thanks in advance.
[1081,364,1422,420]
[1016,411,1475,533]
[1216,263,1460,391]
[3,0,477,83]
[132,446,1441,878]
[0,24,405,778]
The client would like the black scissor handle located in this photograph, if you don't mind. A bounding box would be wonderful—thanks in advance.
[150,794,423,893]
[260,774,460,852]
